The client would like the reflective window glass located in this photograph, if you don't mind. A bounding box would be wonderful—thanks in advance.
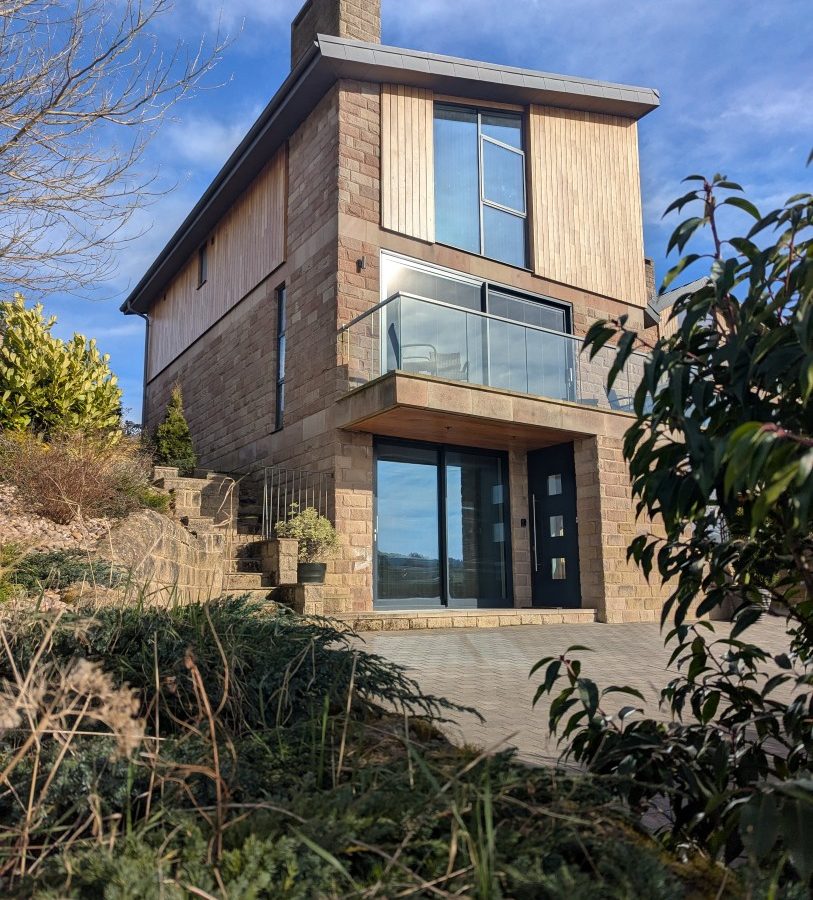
[552,557,567,580]
[483,205,526,268]
[434,107,480,254]
[548,474,563,496]
[481,113,523,149]
[550,515,565,537]
[482,140,525,213]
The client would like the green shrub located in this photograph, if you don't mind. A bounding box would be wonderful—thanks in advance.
[152,384,197,473]
[0,294,122,438]
[275,504,338,562]
[0,598,735,899]
[0,543,26,603]
[534,170,813,890]
[135,486,171,513]
[10,550,126,595]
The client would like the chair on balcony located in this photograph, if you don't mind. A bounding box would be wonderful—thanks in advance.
[401,344,467,382]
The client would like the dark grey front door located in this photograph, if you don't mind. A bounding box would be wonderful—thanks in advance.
[528,443,581,608]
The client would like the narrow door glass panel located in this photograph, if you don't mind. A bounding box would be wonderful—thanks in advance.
[481,113,523,149]
[434,107,480,254]
[483,205,526,268]
[482,141,525,213]
[376,445,441,604]
[446,451,508,603]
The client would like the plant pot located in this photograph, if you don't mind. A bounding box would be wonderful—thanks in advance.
[298,562,327,584]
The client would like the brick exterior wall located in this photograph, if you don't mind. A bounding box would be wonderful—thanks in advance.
[144,277,279,471]
[291,0,381,69]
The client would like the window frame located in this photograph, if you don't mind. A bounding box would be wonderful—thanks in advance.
[274,284,287,431]
[434,103,529,269]
[380,251,571,331]
[197,243,208,289]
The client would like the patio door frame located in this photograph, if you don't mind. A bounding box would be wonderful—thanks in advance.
[373,436,514,610]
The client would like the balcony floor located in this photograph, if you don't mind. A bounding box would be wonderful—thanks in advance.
[336,371,632,451]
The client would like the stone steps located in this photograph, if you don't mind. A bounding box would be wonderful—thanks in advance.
[227,557,263,573]
[223,572,275,591]
[333,608,597,632]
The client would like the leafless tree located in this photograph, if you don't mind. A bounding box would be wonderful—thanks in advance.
[0,0,225,293]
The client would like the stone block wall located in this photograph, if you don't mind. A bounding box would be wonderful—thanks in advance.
[574,434,669,622]
[143,277,279,473]
[105,510,227,604]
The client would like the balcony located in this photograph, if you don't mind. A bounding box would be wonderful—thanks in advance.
[340,293,642,408]
[336,293,643,451]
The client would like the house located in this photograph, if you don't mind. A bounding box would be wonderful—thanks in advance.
[122,0,670,623]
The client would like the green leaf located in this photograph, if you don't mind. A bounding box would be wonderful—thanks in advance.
[666,217,706,255]
[722,195,760,220]
[740,791,780,861]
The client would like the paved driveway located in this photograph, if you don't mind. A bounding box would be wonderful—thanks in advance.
[354,618,790,765]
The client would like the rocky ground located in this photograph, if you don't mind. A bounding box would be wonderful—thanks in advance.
[0,484,112,552]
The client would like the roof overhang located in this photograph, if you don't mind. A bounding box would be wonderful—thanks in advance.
[123,36,660,316]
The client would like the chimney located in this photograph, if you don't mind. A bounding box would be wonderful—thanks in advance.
[291,0,381,69]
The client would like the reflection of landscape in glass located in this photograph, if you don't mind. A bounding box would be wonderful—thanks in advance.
[376,455,441,602]
[376,444,509,606]
[446,452,506,601]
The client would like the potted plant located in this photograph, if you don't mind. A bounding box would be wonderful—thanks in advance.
[274,504,338,584]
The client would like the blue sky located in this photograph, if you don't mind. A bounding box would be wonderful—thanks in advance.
[39,0,812,421]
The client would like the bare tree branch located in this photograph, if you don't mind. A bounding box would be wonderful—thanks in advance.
[0,0,227,293]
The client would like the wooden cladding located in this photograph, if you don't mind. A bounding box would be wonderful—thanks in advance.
[529,105,647,306]
[381,84,435,243]
[147,146,287,380]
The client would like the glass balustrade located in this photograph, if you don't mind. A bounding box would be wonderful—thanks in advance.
[339,293,642,413]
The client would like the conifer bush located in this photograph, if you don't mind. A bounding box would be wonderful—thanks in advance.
[152,384,197,473]
[0,294,122,438]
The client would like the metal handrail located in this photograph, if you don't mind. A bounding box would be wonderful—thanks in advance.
[338,290,621,349]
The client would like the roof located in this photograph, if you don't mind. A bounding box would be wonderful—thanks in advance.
[646,276,711,321]
[122,35,660,315]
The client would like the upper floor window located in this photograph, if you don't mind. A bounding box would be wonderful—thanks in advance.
[434,105,527,269]
[197,243,208,288]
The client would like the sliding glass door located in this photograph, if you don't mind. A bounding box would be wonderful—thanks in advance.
[375,444,442,607]
[375,440,511,609]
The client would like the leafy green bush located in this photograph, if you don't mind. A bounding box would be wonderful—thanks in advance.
[152,384,197,473]
[0,430,155,523]
[0,294,122,438]
[534,169,813,890]
[0,597,734,899]
[275,504,338,562]
[9,550,126,595]
[0,543,26,603]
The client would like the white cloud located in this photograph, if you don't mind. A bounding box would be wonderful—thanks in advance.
[165,107,260,168]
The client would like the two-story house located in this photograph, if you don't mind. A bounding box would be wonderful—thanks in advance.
[122,0,668,623]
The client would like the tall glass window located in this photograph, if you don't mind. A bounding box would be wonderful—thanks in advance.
[275,285,286,430]
[434,105,527,268]
[375,440,510,609]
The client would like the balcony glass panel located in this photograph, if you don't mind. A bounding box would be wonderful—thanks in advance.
[340,293,640,413]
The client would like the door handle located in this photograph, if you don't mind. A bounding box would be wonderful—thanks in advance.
[531,493,539,573]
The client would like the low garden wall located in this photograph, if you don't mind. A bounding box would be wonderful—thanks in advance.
[103,510,227,604]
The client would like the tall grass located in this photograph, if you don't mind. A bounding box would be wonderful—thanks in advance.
[0,592,739,898]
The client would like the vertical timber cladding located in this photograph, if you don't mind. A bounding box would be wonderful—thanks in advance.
[147,146,288,380]
[380,84,435,243]
[529,105,647,307]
